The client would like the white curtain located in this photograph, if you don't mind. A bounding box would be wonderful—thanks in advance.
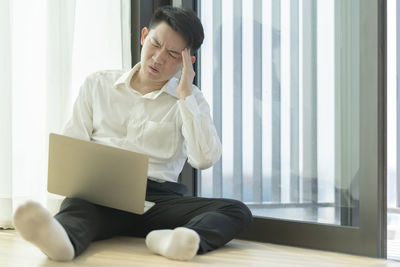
[0,0,131,229]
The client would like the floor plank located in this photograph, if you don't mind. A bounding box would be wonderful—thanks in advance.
[1,230,399,267]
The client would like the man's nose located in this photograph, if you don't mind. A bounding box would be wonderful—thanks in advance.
[152,50,166,64]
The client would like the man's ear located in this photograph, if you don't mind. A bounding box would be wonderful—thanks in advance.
[141,27,149,45]
[191,56,196,64]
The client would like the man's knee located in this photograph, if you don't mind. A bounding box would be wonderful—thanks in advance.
[219,199,253,226]
[59,197,97,213]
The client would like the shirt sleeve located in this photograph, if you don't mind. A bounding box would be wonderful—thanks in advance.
[178,87,222,169]
[62,75,94,141]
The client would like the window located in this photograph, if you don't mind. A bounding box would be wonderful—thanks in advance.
[199,0,359,226]
[184,0,385,257]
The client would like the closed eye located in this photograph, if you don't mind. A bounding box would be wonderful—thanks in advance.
[169,52,179,59]
[150,38,161,48]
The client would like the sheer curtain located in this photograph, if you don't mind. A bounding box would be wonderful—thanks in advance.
[0,0,131,229]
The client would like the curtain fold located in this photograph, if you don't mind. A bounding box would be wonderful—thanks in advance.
[45,0,77,217]
[0,0,131,229]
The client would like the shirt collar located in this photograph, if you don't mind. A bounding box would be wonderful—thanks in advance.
[113,63,180,100]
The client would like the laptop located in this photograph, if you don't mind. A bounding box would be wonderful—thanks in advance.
[47,133,155,214]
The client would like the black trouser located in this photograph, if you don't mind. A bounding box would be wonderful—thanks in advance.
[54,180,253,258]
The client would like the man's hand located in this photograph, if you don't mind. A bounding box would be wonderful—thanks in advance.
[176,48,196,99]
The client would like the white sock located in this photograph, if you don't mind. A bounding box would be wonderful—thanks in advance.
[13,201,75,261]
[145,227,200,261]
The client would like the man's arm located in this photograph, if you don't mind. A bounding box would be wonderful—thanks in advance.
[178,91,222,169]
[176,49,221,169]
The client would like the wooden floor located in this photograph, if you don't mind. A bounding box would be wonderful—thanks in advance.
[1,230,399,267]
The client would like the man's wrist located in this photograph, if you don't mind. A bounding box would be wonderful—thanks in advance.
[177,86,192,99]
[179,92,191,99]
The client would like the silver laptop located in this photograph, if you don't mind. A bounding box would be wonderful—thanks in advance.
[47,133,155,214]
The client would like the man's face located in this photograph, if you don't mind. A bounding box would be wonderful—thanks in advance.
[140,22,187,84]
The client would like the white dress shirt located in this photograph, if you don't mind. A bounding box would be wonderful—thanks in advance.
[62,63,222,183]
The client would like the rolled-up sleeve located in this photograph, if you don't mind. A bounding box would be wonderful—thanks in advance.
[178,88,222,169]
[62,75,94,141]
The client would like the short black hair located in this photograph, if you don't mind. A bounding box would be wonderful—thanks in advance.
[149,6,204,53]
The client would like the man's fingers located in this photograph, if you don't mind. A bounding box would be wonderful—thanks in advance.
[181,49,187,68]
[187,49,192,65]
[182,48,192,68]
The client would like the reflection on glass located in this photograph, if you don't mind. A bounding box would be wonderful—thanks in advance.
[199,0,360,226]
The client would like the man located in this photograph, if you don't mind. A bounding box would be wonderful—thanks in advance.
[13,6,252,262]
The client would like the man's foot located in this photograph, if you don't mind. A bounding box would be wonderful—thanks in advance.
[145,227,200,261]
[13,201,74,261]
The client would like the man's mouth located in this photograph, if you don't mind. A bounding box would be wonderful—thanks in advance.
[149,65,159,73]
